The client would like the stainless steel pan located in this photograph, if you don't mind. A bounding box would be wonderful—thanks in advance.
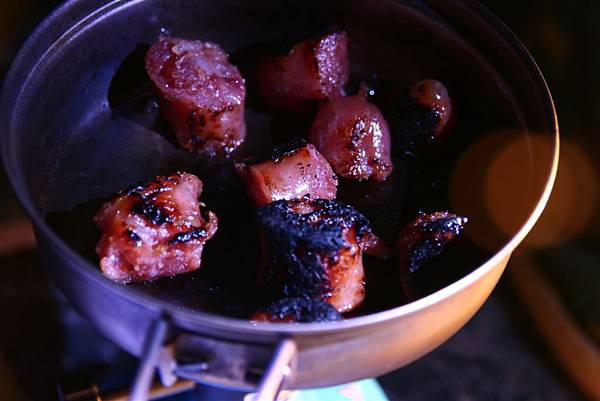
[0,0,558,400]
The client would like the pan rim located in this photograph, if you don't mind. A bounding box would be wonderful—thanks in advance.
[0,0,559,335]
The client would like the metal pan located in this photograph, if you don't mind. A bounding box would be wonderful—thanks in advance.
[0,0,558,399]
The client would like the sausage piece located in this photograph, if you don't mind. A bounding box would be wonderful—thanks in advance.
[235,138,337,207]
[308,95,393,181]
[94,172,218,283]
[408,79,452,142]
[257,198,372,312]
[256,31,349,112]
[145,38,246,156]
[386,79,453,157]
[396,211,467,297]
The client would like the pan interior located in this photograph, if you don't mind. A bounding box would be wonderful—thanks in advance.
[10,0,553,319]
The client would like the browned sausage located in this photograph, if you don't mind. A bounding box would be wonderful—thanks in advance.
[145,38,246,156]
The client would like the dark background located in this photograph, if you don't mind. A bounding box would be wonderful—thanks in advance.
[0,1,598,400]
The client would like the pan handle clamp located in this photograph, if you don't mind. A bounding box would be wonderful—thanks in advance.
[128,319,170,401]
[128,320,297,401]
[250,338,297,401]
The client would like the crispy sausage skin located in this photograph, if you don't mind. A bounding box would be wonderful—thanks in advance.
[396,211,467,297]
[145,38,246,156]
[235,138,337,207]
[308,95,393,181]
[256,31,349,112]
[93,172,218,283]
[256,198,374,312]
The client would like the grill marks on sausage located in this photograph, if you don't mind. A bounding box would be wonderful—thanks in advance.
[131,201,169,225]
[127,178,176,225]
[168,227,209,244]
[126,229,142,246]
[93,172,218,283]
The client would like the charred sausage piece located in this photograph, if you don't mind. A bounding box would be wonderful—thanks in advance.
[251,297,342,323]
[235,138,337,207]
[409,79,452,139]
[308,95,393,181]
[396,211,467,297]
[256,31,349,112]
[257,198,373,312]
[388,79,453,157]
[145,38,246,156]
[94,173,218,283]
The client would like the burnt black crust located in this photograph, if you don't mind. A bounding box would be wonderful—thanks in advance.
[126,229,142,245]
[241,138,307,166]
[271,137,306,162]
[391,102,441,158]
[257,199,371,299]
[407,239,446,274]
[407,213,468,274]
[420,214,468,236]
[125,174,183,226]
[168,228,208,244]
[352,78,441,158]
[270,137,307,162]
[263,297,342,322]
[125,174,179,197]
[131,201,170,225]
